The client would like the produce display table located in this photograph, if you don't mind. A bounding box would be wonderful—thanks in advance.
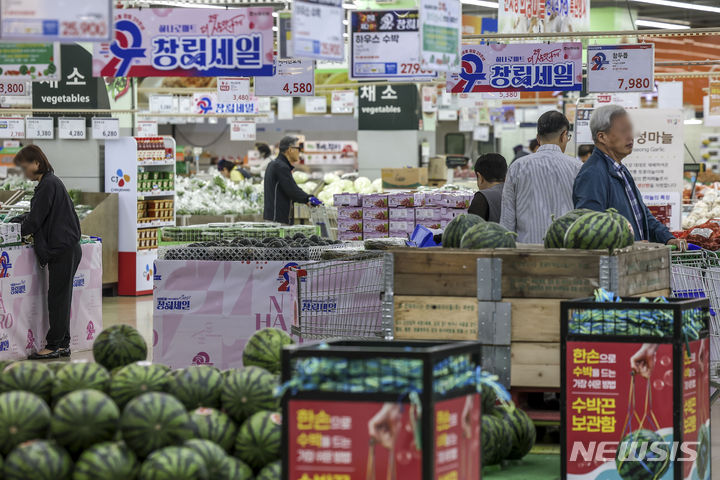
[0,242,103,360]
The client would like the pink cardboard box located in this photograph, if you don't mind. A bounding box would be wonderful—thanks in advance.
[389,220,415,234]
[364,231,389,239]
[338,206,363,220]
[334,193,361,207]
[415,207,444,222]
[362,193,389,208]
[363,219,389,233]
[363,207,389,220]
[416,219,442,230]
[388,192,416,208]
[337,218,363,233]
[424,191,448,207]
[338,231,363,241]
[445,192,472,209]
[389,208,415,221]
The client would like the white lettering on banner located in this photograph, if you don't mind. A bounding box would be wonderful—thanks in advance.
[587,44,654,94]
[58,117,86,139]
[25,117,53,139]
[92,117,119,140]
[0,118,24,139]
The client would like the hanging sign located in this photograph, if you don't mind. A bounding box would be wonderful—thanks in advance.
[217,78,250,104]
[192,92,257,115]
[25,117,54,139]
[331,90,355,114]
[0,80,28,97]
[32,44,98,114]
[350,10,437,80]
[257,97,272,112]
[93,8,274,77]
[292,0,344,61]
[358,84,419,130]
[0,43,59,81]
[587,44,654,93]
[447,42,583,93]
[254,58,315,97]
[709,80,720,117]
[305,96,327,114]
[0,118,25,139]
[437,109,458,121]
[421,86,437,113]
[0,0,112,42]
[92,117,119,140]
[278,11,292,59]
[58,117,86,139]
[499,0,589,34]
[473,125,490,141]
[418,0,461,72]
[149,94,175,113]
[230,120,257,141]
[137,120,158,136]
[278,97,294,120]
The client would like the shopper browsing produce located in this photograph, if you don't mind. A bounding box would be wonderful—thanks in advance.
[263,136,322,224]
[10,145,82,360]
[251,142,273,177]
[500,111,582,244]
[468,153,507,222]
[573,105,684,250]
[577,144,594,163]
[217,159,250,182]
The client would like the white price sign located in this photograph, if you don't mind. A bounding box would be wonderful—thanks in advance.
[473,125,490,142]
[587,44,654,93]
[255,58,315,97]
[331,90,355,114]
[25,117,54,139]
[305,96,327,114]
[293,0,344,61]
[0,117,24,139]
[137,120,158,136]
[278,97,293,120]
[0,80,28,96]
[481,91,520,100]
[92,117,120,140]
[149,94,175,113]
[217,77,250,104]
[59,117,86,139]
[230,121,256,141]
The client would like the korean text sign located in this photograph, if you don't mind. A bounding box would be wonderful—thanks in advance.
[419,0,462,72]
[358,84,420,130]
[448,42,582,93]
[587,44,655,94]
[350,10,436,80]
[93,8,274,77]
[499,0,589,34]
[0,0,112,42]
[292,0,344,62]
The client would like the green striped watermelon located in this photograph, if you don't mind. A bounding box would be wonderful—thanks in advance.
[221,366,278,424]
[93,325,148,371]
[189,408,238,454]
[109,362,169,409]
[225,457,254,480]
[494,410,514,461]
[167,366,223,410]
[73,441,140,480]
[121,392,193,458]
[256,459,281,480]
[481,383,496,414]
[443,214,485,248]
[184,439,229,479]
[481,415,502,465]
[544,209,594,248]
[51,389,120,454]
[0,361,54,402]
[615,429,670,480]
[138,446,208,480]
[492,403,535,460]
[3,440,73,480]
[51,361,110,403]
[606,209,635,248]
[460,222,517,249]
[0,391,51,455]
[563,212,624,250]
[45,361,69,374]
[242,328,294,375]
[234,411,282,470]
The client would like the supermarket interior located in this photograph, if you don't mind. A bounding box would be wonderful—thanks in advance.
[1,0,720,479]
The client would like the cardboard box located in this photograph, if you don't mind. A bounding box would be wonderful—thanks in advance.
[363,219,389,234]
[337,206,363,220]
[364,231,389,239]
[423,191,448,207]
[363,207,389,220]
[381,168,428,189]
[361,194,389,208]
[428,156,448,180]
[338,231,363,241]
[334,193,361,207]
[388,192,416,208]
[415,207,444,222]
[416,219,443,230]
[337,218,363,233]
[389,208,415,221]
[389,220,415,235]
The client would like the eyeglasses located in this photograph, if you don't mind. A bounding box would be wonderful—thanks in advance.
[288,146,301,151]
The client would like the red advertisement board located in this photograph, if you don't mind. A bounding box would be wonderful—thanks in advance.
[565,341,674,479]
[682,338,711,480]
[287,394,480,480]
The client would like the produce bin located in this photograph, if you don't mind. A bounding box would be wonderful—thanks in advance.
[560,294,710,480]
[281,340,483,480]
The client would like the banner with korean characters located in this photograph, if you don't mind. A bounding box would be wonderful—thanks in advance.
[419,0,461,72]
[499,0,589,34]
[587,44,654,94]
[254,58,315,97]
[192,93,258,115]
[0,0,111,42]
[448,43,582,93]
[350,10,437,81]
[0,43,59,81]
[93,8,274,77]
[292,0,344,62]
[358,84,420,130]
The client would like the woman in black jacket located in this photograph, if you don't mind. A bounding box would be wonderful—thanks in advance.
[11,145,82,359]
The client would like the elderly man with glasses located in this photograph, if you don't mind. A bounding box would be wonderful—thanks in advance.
[573,104,685,250]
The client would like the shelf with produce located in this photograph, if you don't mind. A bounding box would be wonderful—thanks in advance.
[138,190,175,198]
[138,159,176,167]
[137,220,175,229]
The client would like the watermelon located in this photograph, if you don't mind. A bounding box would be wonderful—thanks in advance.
[481,415,502,465]
[0,391,51,455]
[109,362,169,408]
[481,383,496,414]
[51,389,120,454]
[93,325,148,371]
[73,441,140,480]
[51,361,110,402]
[544,209,594,248]
[221,366,278,424]
[189,408,238,454]
[138,446,209,480]
[226,457,253,480]
[606,208,635,248]
[697,423,710,480]
[3,440,73,480]
[242,328,294,375]
[615,429,670,480]
[167,366,223,410]
[493,404,535,459]
[443,214,485,248]
[0,361,54,402]
[184,439,229,479]
[563,212,624,250]
[494,410,514,461]
[234,411,282,470]
[121,392,193,458]
[46,361,69,374]
[256,459,281,480]
[460,222,517,249]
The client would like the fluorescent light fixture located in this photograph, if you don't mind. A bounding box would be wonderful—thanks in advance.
[629,0,720,14]
[460,0,500,8]
[636,19,691,29]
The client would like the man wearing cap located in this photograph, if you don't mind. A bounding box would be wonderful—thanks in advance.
[264,136,322,224]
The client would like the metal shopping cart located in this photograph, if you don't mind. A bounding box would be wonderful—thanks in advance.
[309,205,338,240]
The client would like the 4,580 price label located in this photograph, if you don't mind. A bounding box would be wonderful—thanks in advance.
[282,82,313,95]
[254,58,315,97]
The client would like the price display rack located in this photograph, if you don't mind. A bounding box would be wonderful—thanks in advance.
[105,136,176,295]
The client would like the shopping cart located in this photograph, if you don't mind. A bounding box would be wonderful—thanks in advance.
[309,205,338,240]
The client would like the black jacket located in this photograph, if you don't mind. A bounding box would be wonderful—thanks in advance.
[13,172,81,264]
[263,154,310,224]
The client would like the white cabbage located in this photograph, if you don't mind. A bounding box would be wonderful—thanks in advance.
[293,171,310,184]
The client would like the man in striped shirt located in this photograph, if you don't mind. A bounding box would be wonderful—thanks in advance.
[500,111,582,244]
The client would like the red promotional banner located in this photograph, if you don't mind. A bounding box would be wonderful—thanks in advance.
[434,395,481,480]
[682,338,710,480]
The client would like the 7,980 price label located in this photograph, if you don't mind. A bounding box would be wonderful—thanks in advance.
[587,44,655,93]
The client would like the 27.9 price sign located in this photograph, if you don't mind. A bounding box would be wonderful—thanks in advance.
[587,44,654,93]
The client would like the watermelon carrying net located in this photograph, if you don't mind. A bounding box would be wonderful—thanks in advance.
[158,223,321,245]
[157,243,361,262]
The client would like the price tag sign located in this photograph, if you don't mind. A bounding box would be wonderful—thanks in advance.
[149,94,175,113]
[217,78,250,104]
[230,120,257,141]
[292,0,344,61]
[481,91,520,100]
[587,44,654,93]
[0,80,28,96]
[92,117,120,140]
[305,96,327,114]
[137,120,158,136]
[278,97,293,120]
[59,117,86,139]
[473,125,490,142]
[0,117,24,139]
[25,117,54,139]
[331,90,355,114]
[255,58,315,97]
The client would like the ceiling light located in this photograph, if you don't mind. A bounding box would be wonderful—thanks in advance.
[636,19,691,29]
[460,0,500,8]
[629,0,720,15]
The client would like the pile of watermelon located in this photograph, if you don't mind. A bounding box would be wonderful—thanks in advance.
[0,325,294,480]
[480,386,536,466]
[544,209,634,250]
[442,214,517,249]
